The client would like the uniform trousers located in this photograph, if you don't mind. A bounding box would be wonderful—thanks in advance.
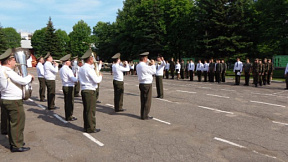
[203,71,208,82]
[74,81,80,96]
[38,77,46,101]
[139,84,152,120]
[221,71,226,82]
[45,80,56,109]
[156,76,163,98]
[197,71,202,82]
[286,75,288,89]
[170,69,175,79]
[263,73,267,85]
[165,69,169,79]
[253,73,259,87]
[259,74,263,86]
[113,80,124,111]
[180,69,184,79]
[96,83,100,101]
[81,90,97,132]
[189,70,194,81]
[267,71,272,84]
[234,70,240,85]
[216,71,221,83]
[62,86,74,120]
[244,72,250,85]
[209,71,214,82]
[0,99,25,149]
[1,94,8,134]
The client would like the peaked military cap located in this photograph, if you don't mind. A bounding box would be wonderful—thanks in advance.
[81,49,93,59]
[73,56,78,59]
[44,52,51,59]
[112,53,121,59]
[59,54,71,62]
[139,52,149,56]
[37,55,43,61]
[0,48,13,60]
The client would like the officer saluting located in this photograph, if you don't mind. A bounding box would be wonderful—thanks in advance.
[155,55,166,98]
[79,49,102,133]
[111,53,130,112]
[0,49,34,152]
[59,54,78,121]
[136,52,156,120]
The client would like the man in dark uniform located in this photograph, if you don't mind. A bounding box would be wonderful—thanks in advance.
[221,60,227,82]
[180,60,185,79]
[215,59,222,83]
[253,59,260,87]
[185,60,189,79]
[136,52,156,120]
[259,60,263,86]
[208,59,215,82]
[285,63,288,89]
[169,58,175,79]
[262,58,268,85]
[243,58,252,86]
[267,59,273,85]
[79,49,102,133]
[0,48,34,152]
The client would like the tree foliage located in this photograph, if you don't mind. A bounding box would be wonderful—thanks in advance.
[0,24,7,53]
[31,28,46,57]
[2,27,21,48]
[55,29,70,57]
[44,17,61,58]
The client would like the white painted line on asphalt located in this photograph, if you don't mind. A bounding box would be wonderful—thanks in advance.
[272,121,288,126]
[250,101,286,108]
[153,118,171,125]
[273,90,286,95]
[37,104,46,110]
[214,137,246,148]
[106,104,114,108]
[221,89,236,92]
[198,106,234,115]
[28,98,34,102]
[200,87,211,89]
[164,88,168,91]
[156,98,179,104]
[176,90,197,94]
[207,94,230,99]
[251,92,276,96]
[252,150,277,159]
[83,133,104,147]
[53,114,68,124]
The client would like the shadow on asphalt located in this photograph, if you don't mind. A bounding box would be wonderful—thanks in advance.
[96,104,140,120]
[0,130,9,150]
[27,108,84,132]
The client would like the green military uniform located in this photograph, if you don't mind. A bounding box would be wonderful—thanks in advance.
[259,63,263,86]
[243,62,252,86]
[169,60,175,79]
[252,59,260,87]
[262,62,267,85]
[221,62,227,82]
[0,48,32,152]
[267,60,273,85]
[215,62,222,83]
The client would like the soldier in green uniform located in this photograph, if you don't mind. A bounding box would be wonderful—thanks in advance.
[252,59,260,87]
[169,58,175,79]
[258,60,263,86]
[267,59,273,85]
[0,48,33,152]
[262,58,268,85]
[215,59,222,83]
[221,60,227,82]
[243,58,252,86]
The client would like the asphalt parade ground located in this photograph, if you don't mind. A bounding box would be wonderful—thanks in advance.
[1,68,288,162]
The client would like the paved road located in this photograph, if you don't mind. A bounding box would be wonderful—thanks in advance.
[1,68,288,162]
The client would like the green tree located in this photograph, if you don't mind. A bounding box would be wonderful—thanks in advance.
[44,17,61,58]
[2,27,21,48]
[69,20,92,57]
[31,28,46,57]
[55,29,70,57]
[195,0,254,61]
[0,24,7,53]
[254,0,288,57]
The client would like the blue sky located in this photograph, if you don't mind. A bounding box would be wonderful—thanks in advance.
[0,0,124,33]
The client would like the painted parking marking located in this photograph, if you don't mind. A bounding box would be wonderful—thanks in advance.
[200,87,211,89]
[250,101,286,108]
[83,133,104,147]
[156,98,179,104]
[207,94,230,99]
[176,90,197,94]
[221,89,236,92]
[198,106,234,115]
[153,118,171,125]
[53,114,68,124]
[272,121,288,126]
[106,104,114,107]
[28,98,46,110]
[214,137,277,159]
